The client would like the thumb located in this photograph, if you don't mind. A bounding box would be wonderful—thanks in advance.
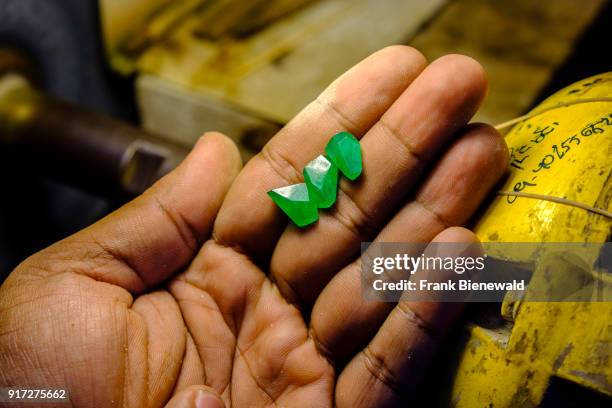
[23,132,242,293]
[165,386,225,408]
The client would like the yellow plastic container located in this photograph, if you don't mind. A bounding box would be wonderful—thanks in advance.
[449,73,612,407]
[476,73,611,244]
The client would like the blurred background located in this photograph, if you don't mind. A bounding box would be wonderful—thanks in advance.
[0,0,609,274]
[0,1,610,406]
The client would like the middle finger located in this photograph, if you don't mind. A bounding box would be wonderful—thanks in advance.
[270,55,488,306]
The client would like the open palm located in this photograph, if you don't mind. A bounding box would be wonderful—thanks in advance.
[0,47,508,408]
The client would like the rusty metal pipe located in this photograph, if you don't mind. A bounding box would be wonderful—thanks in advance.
[0,73,188,196]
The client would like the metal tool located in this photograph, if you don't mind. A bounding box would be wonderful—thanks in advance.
[0,54,188,197]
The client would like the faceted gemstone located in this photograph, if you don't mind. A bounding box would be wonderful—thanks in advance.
[325,131,362,180]
[303,155,338,208]
[267,183,318,227]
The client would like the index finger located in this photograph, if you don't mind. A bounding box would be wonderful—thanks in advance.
[213,46,427,255]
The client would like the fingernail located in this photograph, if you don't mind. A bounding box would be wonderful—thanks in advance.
[195,391,223,408]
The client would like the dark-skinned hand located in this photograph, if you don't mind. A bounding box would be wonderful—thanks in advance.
[0,46,508,408]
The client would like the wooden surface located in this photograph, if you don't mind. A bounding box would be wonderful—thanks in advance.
[410,0,607,124]
[128,0,606,156]
[137,74,280,160]
[100,0,175,56]
[132,0,447,156]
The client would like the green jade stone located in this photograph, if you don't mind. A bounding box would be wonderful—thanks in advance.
[325,131,362,180]
[303,155,338,208]
[267,183,318,227]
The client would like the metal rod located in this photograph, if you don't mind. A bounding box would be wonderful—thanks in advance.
[0,73,189,196]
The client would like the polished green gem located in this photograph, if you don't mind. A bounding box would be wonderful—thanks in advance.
[267,183,318,227]
[303,155,338,208]
[325,131,362,180]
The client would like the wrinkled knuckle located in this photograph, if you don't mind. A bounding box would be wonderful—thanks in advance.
[362,346,402,394]
[260,144,302,185]
[331,190,377,240]
[270,270,302,308]
[379,118,424,163]
[309,326,335,365]
[154,196,199,252]
[414,198,453,230]
[396,302,440,342]
[317,97,361,136]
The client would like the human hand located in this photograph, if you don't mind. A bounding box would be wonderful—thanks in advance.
[0,46,508,407]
